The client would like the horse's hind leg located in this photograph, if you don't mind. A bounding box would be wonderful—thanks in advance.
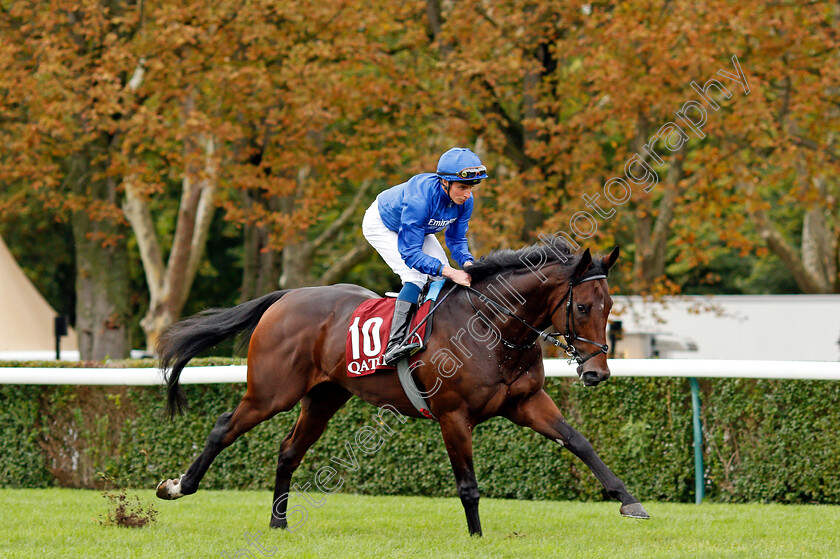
[156,392,278,499]
[157,375,310,500]
[270,383,351,530]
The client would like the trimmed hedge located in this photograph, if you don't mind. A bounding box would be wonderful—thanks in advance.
[2,371,839,504]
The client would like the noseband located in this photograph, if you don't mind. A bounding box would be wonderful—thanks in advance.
[547,274,610,366]
[464,274,610,367]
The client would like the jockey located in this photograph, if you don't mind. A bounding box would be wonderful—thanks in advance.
[362,147,488,365]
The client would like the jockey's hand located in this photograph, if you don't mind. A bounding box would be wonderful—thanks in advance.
[442,265,471,287]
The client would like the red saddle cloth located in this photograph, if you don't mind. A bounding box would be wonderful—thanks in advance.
[345,298,433,377]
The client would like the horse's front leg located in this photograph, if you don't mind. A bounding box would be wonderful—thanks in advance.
[505,389,649,519]
[438,412,482,536]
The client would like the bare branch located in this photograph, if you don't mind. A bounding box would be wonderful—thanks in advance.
[185,135,218,287]
[312,179,373,251]
[649,150,686,266]
[317,241,374,286]
[742,181,830,293]
[790,135,840,165]
[127,57,146,92]
[121,179,165,301]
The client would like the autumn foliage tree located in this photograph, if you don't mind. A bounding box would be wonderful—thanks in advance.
[0,2,139,359]
[1,0,456,353]
[425,0,839,294]
[1,0,837,363]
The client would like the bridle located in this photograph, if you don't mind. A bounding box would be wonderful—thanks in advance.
[464,273,610,367]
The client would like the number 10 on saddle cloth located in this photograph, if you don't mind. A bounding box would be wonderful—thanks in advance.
[345,281,445,376]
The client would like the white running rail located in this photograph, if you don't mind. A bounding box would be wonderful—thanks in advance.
[1,359,839,385]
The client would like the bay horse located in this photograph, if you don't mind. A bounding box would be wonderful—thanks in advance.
[155,239,649,535]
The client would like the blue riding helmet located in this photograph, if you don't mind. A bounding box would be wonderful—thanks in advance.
[436,147,489,182]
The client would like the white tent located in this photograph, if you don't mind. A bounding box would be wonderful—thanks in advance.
[0,235,78,360]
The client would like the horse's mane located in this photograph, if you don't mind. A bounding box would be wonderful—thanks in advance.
[467,236,599,282]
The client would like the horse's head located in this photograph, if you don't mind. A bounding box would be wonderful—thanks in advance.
[551,246,620,387]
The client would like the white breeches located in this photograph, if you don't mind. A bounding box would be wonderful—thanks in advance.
[362,200,447,289]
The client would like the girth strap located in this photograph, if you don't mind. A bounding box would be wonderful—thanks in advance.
[396,358,437,421]
[392,282,459,421]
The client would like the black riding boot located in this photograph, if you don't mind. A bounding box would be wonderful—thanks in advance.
[382,299,421,365]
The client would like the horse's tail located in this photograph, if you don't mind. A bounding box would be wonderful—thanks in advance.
[158,290,292,419]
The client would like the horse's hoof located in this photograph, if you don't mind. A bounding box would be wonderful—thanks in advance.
[269,519,287,530]
[620,502,650,519]
[156,475,185,500]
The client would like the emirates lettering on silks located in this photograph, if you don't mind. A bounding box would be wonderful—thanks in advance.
[427,217,457,230]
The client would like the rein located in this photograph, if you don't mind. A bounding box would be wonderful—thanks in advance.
[463,274,609,367]
[401,281,460,346]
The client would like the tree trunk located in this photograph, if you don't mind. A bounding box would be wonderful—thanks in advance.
[278,171,313,289]
[141,133,216,351]
[753,76,840,294]
[124,94,218,352]
[425,0,452,55]
[279,239,314,289]
[745,170,837,294]
[72,176,130,360]
[519,64,547,243]
[632,125,685,290]
[800,176,837,291]
[240,189,282,301]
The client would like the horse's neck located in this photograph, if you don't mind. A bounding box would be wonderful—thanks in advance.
[478,269,566,332]
[511,271,566,326]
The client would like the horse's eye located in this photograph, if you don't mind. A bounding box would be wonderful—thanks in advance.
[576,304,588,314]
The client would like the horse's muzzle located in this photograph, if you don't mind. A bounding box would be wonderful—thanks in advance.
[580,371,602,386]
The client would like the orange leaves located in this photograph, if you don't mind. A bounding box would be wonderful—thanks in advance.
[2,0,837,297]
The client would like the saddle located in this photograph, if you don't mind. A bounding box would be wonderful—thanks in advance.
[345,280,445,377]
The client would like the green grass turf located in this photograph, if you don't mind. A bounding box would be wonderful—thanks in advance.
[1,489,839,558]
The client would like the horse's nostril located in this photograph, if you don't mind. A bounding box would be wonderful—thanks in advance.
[582,371,600,386]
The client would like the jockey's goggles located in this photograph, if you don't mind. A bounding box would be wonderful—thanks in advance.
[455,165,487,180]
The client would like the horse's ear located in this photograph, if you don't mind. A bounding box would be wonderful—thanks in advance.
[573,248,592,280]
[603,246,620,271]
